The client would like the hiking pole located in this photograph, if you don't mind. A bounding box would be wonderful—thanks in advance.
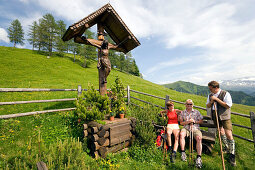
[191,123,194,165]
[214,102,226,170]
[189,124,191,165]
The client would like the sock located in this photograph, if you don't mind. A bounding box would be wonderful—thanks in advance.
[181,150,185,153]
[197,155,201,158]
[173,150,176,154]
[221,135,229,150]
[228,139,235,155]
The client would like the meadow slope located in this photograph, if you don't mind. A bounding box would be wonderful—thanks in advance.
[0,46,254,169]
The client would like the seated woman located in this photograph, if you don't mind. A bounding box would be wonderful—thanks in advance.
[160,101,182,163]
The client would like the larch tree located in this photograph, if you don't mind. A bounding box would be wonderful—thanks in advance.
[7,19,24,47]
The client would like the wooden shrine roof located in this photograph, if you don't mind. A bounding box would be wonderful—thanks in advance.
[62,3,140,53]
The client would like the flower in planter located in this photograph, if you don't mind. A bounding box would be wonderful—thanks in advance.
[119,107,125,115]
[110,111,116,117]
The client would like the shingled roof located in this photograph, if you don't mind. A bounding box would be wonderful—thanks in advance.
[62,3,140,53]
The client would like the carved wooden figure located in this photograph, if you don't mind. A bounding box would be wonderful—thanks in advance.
[62,3,140,95]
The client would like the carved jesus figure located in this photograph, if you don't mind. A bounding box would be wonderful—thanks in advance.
[74,36,126,84]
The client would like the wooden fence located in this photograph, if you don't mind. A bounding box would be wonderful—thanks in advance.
[0,86,84,119]
[1,85,255,148]
[126,86,255,148]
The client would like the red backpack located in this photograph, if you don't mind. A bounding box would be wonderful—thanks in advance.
[156,129,168,149]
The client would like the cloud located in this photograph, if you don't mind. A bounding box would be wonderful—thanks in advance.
[0,28,9,43]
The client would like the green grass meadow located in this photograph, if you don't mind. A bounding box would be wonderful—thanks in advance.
[0,46,255,169]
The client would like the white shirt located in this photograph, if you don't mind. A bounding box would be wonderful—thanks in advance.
[206,89,232,110]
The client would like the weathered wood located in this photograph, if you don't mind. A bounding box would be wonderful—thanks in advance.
[0,98,76,106]
[88,127,98,134]
[110,124,131,135]
[232,134,254,143]
[165,95,170,110]
[130,96,164,109]
[0,88,77,92]
[98,137,108,146]
[110,132,132,146]
[83,124,88,130]
[250,111,255,148]
[92,139,110,150]
[90,131,109,142]
[88,121,102,129]
[78,85,82,97]
[111,129,132,139]
[202,131,216,144]
[203,115,212,120]
[232,123,252,130]
[98,147,107,158]
[102,119,131,130]
[130,89,165,100]
[127,85,130,105]
[200,122,216,128]
[97,128,106,137]
[36,161,48,170]
[84,130,88,137]
[0,108,76,119]
[100,140,131,158]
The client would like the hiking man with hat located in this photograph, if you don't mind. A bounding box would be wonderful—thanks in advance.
[206,80,236,166]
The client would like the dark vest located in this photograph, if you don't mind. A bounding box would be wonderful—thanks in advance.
[209,90,231,120]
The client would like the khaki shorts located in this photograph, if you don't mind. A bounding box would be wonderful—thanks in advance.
[181,128,202,138]
[167,124,180,130]
[212,111,232,130]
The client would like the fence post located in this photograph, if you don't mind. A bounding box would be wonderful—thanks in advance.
[78,85,82,97]
[127,85,130,105]
[165,95,170,110]
[250,111,255,148]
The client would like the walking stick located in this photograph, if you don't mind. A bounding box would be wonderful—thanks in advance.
[189,123,193,166]
[214,102,226,170]
[191,123,194,165]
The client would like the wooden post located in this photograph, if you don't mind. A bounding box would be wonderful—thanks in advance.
[78,85,82,97]
[250,111,255,148]
[97,22,107,96]
[165,95,169,110]
[127,85,130,105]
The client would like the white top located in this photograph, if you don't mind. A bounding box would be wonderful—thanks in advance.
[206,89,232,110]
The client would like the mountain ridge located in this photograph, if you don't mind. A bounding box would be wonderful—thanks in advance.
[163,80,255,106]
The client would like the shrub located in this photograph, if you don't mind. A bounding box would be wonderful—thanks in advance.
[75,85,110,122]
[109,76,126,116]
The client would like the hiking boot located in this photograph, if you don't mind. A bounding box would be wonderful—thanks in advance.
[229,154,236,166]
[195,157,202,169]
[181,152,187,162]
[171,152,176,163]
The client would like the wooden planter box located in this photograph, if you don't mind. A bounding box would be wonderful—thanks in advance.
[83,117,136,158]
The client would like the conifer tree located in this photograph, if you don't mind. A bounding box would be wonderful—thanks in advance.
[55,20,67,56]
[27,21,38,50]
[7,19,24,47]
[40,13,57,56]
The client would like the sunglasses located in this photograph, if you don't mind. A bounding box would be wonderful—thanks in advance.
[167,104,174,106]
[186,103,193,105]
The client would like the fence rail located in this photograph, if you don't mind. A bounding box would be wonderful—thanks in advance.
[0,98,76,105]
[1,86,255,148]
[127,86,255,148]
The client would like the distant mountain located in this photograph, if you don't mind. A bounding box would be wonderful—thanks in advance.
[163,81,255,106]
[220,77,255,96]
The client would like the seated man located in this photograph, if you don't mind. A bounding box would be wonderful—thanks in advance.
[179,99,203,168]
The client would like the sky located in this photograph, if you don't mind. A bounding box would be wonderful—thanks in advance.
[1,0,255,86]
